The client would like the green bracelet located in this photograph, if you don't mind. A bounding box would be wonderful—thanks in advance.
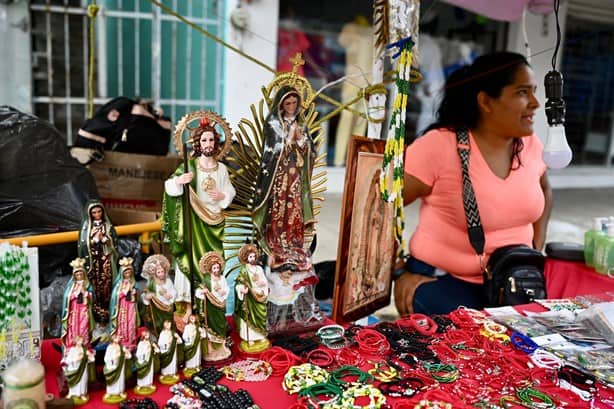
[330,365,374,386]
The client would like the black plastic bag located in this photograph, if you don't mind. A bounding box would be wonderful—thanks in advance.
[0,106,99,286]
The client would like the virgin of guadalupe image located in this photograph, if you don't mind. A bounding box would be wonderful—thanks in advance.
[61,257,95,350]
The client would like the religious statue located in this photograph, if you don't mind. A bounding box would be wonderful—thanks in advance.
[141,254,176,338]
[134,328,159,395]
[78,200,118,325]
[182,314,206,376]
[61,258,95,350]
[157,319,182,385]
[62,335,95,405]
[162,112,235,320]
[109,257,140,350]
[235,244,270,353]
[103,333,131,404]
[222,55,326,335]
[253,83,323,333]
[195,252,232,362]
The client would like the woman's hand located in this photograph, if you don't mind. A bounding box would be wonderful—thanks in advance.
[393,274,415,316]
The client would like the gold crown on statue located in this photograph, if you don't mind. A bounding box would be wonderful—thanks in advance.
[69,257,87,272]
[264,52,314,109]
[119,257,134,269]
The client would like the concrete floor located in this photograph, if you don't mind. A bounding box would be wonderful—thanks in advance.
[312,187,614,320]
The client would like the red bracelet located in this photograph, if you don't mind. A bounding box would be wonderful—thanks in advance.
[409,313,438,336]
[305,347,335,368]
[355,328,390,356]
[259,346,301,376]
[335,347,364,367]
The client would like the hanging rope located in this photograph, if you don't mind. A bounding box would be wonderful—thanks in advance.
[147,0,276,74]
[87,1,99,117]
[380,38,414,258]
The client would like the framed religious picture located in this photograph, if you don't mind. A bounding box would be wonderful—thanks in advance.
[332,136,398,323]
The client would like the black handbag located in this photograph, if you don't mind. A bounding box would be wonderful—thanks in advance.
[455,128,546,307]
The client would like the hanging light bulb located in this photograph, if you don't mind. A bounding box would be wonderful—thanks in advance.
[543,70,572,169]
[542,0,572,169]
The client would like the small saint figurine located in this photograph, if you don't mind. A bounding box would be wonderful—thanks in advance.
[103,334,131,404]
[109,257,140,350]
[141,254,176,338]
[78,200,118,324]
[62,335,95,405]
[157,319,182,385]
[235,244,271,353]
[61,258,95,350]
[134,328,159,396]
[195,252,232,362]
[182,314,206,376]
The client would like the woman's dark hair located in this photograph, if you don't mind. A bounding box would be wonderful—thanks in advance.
[425,52,531,168]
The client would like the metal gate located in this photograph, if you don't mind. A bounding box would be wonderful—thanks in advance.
[30,0,225,145]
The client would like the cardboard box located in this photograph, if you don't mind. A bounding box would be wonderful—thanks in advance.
[106,208,161,226]
[87,151,182,212]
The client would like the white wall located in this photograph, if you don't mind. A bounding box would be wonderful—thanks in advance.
[507,2,569,144]
[0,1,32,113]
[223,0,279,127]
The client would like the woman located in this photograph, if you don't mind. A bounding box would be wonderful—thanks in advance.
[61,258,95,349]
[394,52,552,315]
[78,200,118,324]
[109,257,140,350]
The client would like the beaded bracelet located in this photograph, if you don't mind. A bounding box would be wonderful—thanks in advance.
[305,348,335,368]
[259,346,301,376]
[341,384,386,409]
[413,400,453,409]
[119,398,159,409]
[316,324,345,340]
[530,348,562,369]
[330,365,374,386]
[221,359,272,382]
[336,347,364,367]
[510,331,539,354]
[298,382,342,408]
[283,363,330,394]
[408,313,438,336]
[422,363,459,383]
[378,377,424,398]
[515,387,555,408]
[367,361,398,383]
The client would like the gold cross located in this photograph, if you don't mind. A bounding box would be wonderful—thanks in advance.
[290,52,305,74]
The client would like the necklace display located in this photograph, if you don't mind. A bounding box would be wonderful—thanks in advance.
[0,244,32,330]
[198,160,219,192]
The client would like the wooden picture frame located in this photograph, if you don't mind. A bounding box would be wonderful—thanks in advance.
[332,136,398,323]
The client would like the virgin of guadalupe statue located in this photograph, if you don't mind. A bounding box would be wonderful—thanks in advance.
[141,254,176,338]
[195,251,231,362]
[162,112,235,321]
[253,85,316,275]
[235,244,270,353]
[223,59,327,335]
[61,258,95,350]
[78,200,118,324]
[109,257,140,350]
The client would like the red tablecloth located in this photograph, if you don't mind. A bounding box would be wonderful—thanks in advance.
[42,338,295,409]
[545,259,614,299]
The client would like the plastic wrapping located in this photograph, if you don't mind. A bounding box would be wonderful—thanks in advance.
[0,106,99,286]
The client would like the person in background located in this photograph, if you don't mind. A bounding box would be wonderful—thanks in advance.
[394,52,552,316]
